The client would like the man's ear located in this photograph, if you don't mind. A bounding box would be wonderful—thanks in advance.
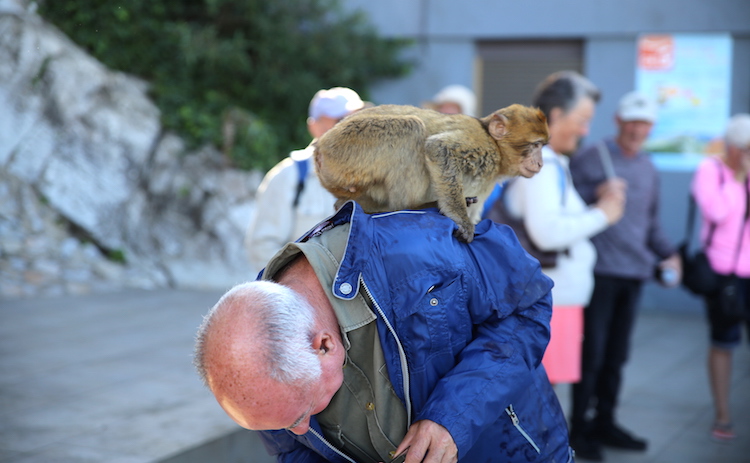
[312,331,337,355]
[549,106,563,126]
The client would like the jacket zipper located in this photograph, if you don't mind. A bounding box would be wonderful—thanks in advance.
[360,279,413,425]
[309,427,356,463]
[505,404,541,454]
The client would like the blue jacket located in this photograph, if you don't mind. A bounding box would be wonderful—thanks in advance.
[258,202,572,462]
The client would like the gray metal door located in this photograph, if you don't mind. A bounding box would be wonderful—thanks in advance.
[477,41,583,114]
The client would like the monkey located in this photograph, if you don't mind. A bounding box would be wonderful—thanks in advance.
[313,103,549,242]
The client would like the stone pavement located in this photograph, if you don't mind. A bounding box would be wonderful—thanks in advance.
[0,289,748,463]
[0,289,271,463]
[556,308,750,463]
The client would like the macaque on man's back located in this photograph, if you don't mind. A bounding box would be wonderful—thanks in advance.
[314,103,549,242]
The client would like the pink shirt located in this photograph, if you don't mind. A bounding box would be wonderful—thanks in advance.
[691,156,750,277]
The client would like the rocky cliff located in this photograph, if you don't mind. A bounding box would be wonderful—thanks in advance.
[0,0,262,298]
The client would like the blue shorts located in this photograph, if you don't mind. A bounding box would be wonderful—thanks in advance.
[705,276,750,349]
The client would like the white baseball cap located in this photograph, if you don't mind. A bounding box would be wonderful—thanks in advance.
[431,84,477,117]
[617,91,658,123]
[308,87,366,120]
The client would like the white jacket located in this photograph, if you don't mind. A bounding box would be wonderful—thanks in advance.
[245,144,337,273]
[504,146,608,306]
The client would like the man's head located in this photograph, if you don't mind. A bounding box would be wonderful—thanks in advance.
[615,91,658,156]
[194,281,344,435]
[429,84,477,116]
[307,87,366,139]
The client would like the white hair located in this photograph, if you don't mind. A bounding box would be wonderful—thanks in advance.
[725,113,750,149]
[194,281,322,386]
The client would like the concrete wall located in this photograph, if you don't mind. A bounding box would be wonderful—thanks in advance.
[342,0,750,313]
[344,0,750,142]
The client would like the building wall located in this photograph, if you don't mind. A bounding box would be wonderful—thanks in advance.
[342,0,750,312]
[345,0,750,142]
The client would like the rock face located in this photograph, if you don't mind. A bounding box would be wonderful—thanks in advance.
[0,1,262,298]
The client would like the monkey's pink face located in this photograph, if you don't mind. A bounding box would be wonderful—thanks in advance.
[517,140,545,178]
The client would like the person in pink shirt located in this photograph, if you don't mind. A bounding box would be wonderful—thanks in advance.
[691,113,750,442]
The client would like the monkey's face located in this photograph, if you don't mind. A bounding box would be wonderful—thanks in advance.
[516,139,546,178]
[491,105,549,178]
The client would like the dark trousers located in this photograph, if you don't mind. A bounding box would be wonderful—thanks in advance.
[571,275,643,435]
[705,274,750,347]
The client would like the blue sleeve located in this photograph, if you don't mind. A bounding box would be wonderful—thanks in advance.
[414,220,553,458]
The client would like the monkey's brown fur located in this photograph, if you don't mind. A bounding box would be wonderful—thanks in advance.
[314,103,549,242]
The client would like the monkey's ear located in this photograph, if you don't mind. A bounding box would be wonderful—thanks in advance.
[488,113,509,140]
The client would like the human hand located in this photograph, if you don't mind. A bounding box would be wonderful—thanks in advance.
[385,420,457,463]
[595,188,626,225]
[595,177,627,199]
[657,254,682,288]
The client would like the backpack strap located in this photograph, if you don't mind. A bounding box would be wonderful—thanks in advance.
[292,158,309,208]
[685,159,725,249]
[482,182,505,219]
[554,157,567,206]
[730,173,750,271]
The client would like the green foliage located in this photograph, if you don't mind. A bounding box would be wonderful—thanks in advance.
[38,0,412,171]
[106,249,127,264]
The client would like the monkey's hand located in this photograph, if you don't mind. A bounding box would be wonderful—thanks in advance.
[464,196,478,206]
[453,222,475,243]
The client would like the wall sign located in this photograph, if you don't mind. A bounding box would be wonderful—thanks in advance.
[636,33,732,158]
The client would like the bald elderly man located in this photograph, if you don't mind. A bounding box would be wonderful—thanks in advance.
[195,201,572,463]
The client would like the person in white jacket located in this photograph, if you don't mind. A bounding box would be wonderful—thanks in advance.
[245,87,366,273]
[500,71,625,388]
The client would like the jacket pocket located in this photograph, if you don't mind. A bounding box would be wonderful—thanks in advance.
[392,277,467,372]
[505,404,541,454]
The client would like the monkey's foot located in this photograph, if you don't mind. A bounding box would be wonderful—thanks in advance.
[465,197,478,206]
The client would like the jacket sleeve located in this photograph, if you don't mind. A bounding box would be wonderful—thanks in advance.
[413,224,553,458]
[514,160,608,250]
[245,158,297,273]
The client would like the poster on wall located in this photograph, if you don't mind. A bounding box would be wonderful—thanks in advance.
[636,33,733,165]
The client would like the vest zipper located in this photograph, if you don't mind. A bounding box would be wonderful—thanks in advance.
[360,279,413,426]
[505,404,541,454]
[309,427,356,463]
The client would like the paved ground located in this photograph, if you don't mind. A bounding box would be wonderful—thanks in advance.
[0,289,251,463]
[556,309,750,463]
[0,289,748,463]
